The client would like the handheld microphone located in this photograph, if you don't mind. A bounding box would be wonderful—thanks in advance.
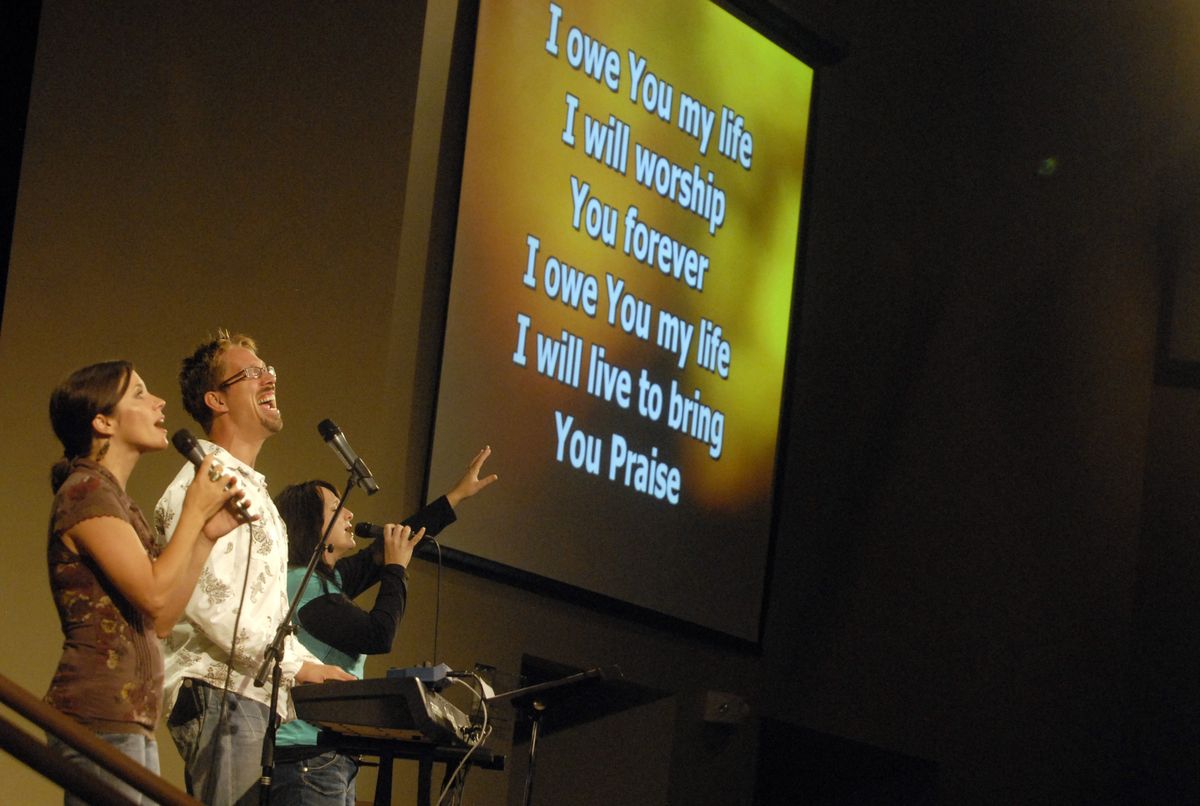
[318,419,381,495]
[171,429,206,467]
[353,522,386,540]
[171,428,252,517]
[354,521,431,544]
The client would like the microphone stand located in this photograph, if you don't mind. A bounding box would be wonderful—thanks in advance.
[253,470,359,805]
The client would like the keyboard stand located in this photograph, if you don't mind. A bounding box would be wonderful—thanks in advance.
[314,731,504,806]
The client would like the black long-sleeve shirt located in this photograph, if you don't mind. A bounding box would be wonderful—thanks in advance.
[295,496,456,657]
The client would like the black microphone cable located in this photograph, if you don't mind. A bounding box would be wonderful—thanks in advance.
[430,537,443,667]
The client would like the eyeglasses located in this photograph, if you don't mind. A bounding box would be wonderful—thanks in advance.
[218,365,276,389]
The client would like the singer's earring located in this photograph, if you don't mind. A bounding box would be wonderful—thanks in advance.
[94,438,110,462]
[325,543,334,554]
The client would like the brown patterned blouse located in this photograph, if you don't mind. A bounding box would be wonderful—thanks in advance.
[45,458,164,736]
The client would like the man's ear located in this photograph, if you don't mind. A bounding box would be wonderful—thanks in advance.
[204,389,228,415]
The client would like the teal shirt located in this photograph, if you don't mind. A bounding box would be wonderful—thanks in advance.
[277,567,367,748]
[274,495,453,751]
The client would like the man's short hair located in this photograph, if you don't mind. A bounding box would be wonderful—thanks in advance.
[180,329,258,434]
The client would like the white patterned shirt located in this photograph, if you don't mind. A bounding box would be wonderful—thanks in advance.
[154,439,320,721]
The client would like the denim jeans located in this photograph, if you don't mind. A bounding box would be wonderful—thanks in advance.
[47,731,159,805]
[271,750,358,806]
[166,679,270,806]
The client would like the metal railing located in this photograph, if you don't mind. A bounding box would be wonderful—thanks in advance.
[0,673,199,805]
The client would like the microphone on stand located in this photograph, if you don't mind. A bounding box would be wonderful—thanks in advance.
[171,428,252,518]
[318,419,380,495]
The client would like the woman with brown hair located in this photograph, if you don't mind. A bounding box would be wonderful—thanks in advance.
[45,360,249,804]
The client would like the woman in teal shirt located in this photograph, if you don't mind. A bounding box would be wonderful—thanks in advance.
[272,447,496,805]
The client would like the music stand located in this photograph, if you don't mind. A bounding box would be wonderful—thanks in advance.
[485,656,668,806]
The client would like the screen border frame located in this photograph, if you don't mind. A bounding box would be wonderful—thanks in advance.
[416,0,842,651]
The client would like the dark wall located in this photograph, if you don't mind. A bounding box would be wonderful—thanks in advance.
[1133,386,1200,801]
[760,0,1194,802]
[0,0,42,323]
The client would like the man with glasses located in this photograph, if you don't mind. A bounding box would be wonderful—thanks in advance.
[154,330,354,805]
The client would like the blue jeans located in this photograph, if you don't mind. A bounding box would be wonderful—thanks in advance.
[47,731,159,805]
[271,750,358,806]
[166,679,270,806]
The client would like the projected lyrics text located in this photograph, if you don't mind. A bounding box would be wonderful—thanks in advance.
[501,1,765,505]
